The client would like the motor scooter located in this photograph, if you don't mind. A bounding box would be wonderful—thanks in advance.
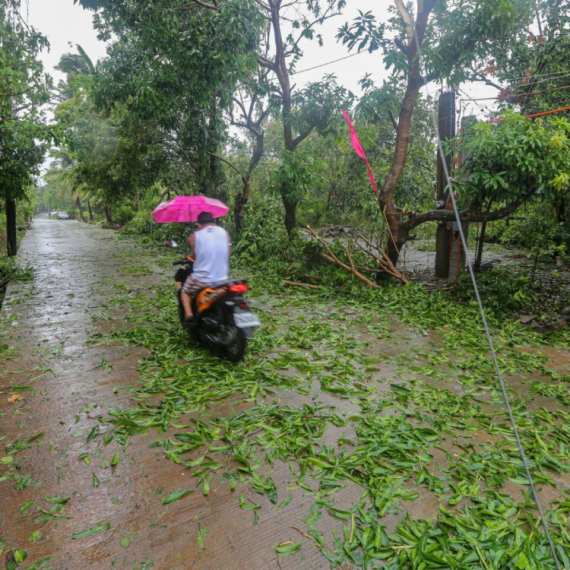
[167,241,260,361]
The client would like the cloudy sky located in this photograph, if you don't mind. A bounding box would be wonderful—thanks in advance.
[24,0,496,121]
[25,0,390,92]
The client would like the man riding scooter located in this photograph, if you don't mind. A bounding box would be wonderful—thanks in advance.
[180,211,230,324]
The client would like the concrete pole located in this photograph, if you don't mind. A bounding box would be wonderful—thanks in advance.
[449,115,477,282]
[435,92,456,278]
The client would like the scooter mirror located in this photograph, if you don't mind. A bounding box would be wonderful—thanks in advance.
[166,240,178,248]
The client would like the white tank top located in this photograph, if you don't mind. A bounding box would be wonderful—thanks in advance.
[192,225,229,283]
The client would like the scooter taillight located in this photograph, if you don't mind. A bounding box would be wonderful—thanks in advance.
[229,283,248,294]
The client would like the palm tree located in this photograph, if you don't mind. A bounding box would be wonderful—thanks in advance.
[49,46,98,221]
[54,45,96,102]
[45,148,90,222]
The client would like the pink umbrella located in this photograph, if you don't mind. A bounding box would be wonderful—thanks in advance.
[151,195,229,223]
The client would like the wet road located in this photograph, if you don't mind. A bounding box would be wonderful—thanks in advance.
[3,218,570,569]
[1,219,341,569]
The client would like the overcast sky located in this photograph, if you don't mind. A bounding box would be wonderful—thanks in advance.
[25,0,390,92]
[25,0,496,130]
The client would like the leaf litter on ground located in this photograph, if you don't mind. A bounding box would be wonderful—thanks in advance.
[87,261,570,567]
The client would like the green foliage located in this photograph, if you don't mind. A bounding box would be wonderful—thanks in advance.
[120,184,202,245]
[0,258,34,284]
[85,242,570,569]
[234,196,289,264]
[494,0,570,116]
[121,213,193,248]
[0,257,34,309]
[112,203,136,226]
[272,145,323,207]
[496,200,570,260]
[338,1,532,86]
[451,267,536,316]
[457,114,570,206]
[289,76,353,139]
[90,0,265,195]
[0,1,53,203]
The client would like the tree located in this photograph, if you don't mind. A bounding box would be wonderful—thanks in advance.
[0,0,52,256]
[485,1,570,254]
[50,44,175,225]
[225,70,276,233]
[80,0,351,234]
[196,0,353,233]
[48,46,99,222]
[338,0,536,265]
[77,0,265,200]
[487,0,570,115]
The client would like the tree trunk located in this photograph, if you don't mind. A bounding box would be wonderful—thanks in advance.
[234,182,251,235]
[5,193,17,257]
[375,2,436,268]
[283,198,297,236]
[235,131,264,235]
[76,195,87,223]
[385,223,407,269]
[104,205,113,225]
[87,198,93,222]
[378,76,422,267]
[474,221,487,270]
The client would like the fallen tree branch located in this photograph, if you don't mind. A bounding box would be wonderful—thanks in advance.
[306,225,410,285]
[354,233,409,283]
[307,226,381,289]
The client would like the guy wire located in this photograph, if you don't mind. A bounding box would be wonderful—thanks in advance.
[412,27,563,570]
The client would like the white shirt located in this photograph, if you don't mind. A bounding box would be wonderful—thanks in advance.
[192,225,229,283]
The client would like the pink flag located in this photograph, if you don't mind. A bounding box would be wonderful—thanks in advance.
[342,109,378,194]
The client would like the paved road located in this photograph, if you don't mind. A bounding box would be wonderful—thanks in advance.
[3,218,570,570]
[1,218,333,570]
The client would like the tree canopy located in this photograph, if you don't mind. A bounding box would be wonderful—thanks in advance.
[0,0,52,255]
[47,0,570,274]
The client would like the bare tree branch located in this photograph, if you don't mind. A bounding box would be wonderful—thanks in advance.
[402,193,534,231]
[207,151,246,184]
[306,226,410,286]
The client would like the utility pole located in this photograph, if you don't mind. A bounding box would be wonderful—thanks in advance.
[434,91,456,278]
[448,115,477,282]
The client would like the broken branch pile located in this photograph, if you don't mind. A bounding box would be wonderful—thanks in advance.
[306,225,409,286]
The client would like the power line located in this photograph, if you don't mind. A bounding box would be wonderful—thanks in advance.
[473,71,570,93]
[291,50,369,76]
[488,104,570,123]
[511,71,570,88]
[458,88,494,116]
[470,83,570,101]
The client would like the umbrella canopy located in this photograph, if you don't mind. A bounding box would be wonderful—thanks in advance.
[151,195,229,224]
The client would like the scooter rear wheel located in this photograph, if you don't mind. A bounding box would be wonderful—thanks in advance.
[220,325,246,362]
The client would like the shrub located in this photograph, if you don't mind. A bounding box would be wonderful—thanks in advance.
[451,267,536,316]
[121,211,194,247]
[234,196,289,264]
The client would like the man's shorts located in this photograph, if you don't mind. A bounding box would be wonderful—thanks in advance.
[181,276,227,297]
